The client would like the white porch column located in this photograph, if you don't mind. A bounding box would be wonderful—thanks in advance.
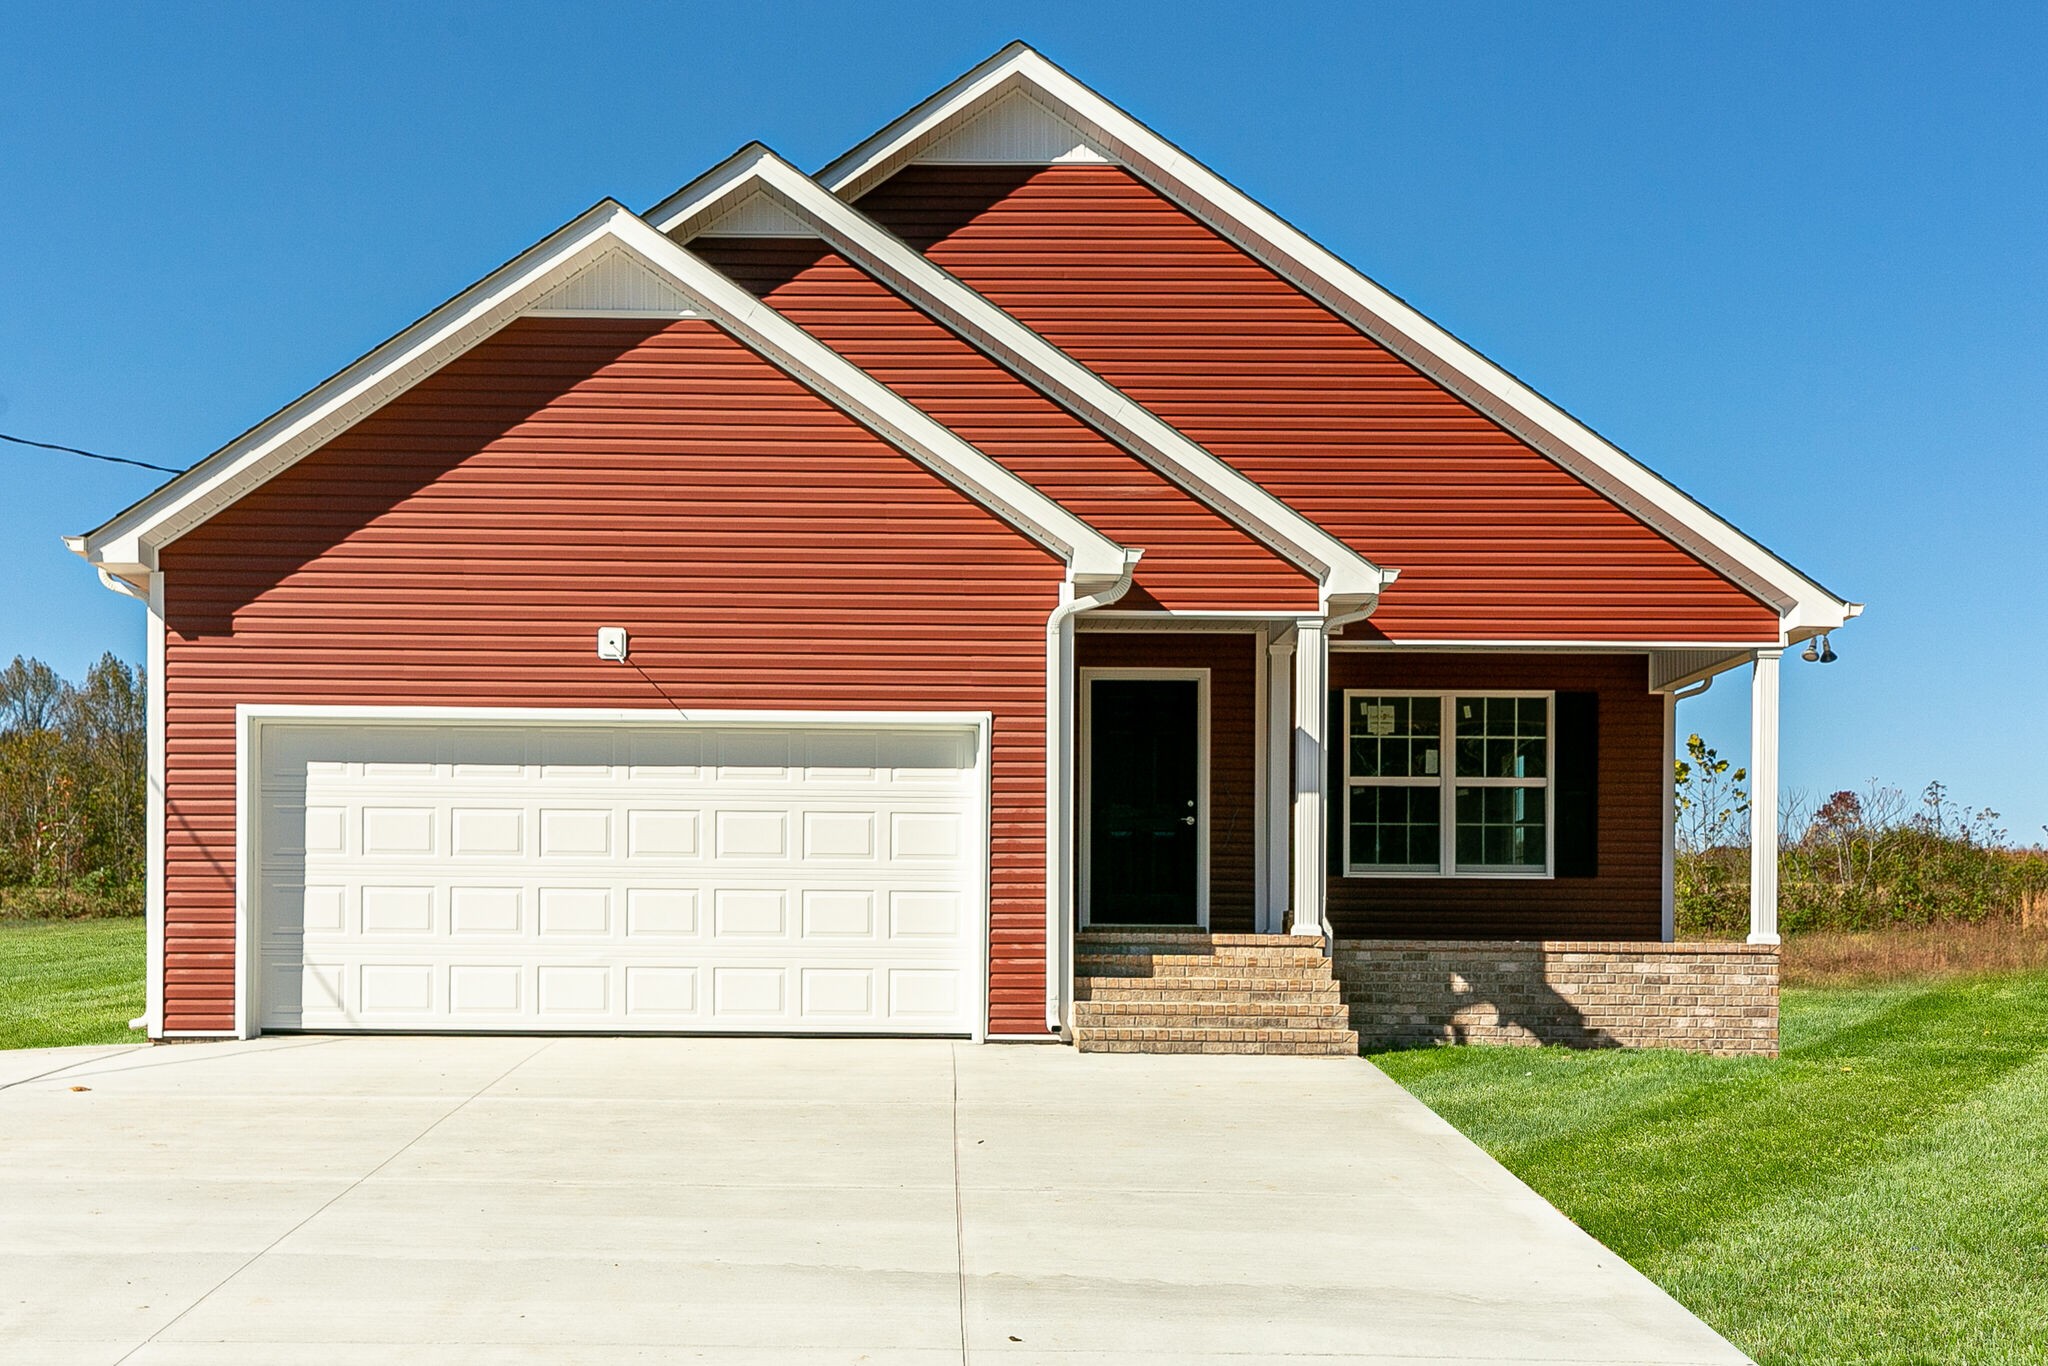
[1660,690,1677,943]
[1263,627,1296,932]
[1290,619,1328,940]
[1748,649,1782,945]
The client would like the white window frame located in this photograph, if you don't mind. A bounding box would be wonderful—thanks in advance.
[1340,690,1555,880]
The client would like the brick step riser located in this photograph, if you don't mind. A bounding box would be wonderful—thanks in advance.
[1075,998,1353,1017]
[1078,1041,1358,1056]
[1075,1015,1353,1032]
[1077,933,1324,946]
[1076,988,1344,1006]
[1077,986,1341,1004]
[1079,947,1330,962]
[1076,961,1333,980]
[1075,1031,1359,1056]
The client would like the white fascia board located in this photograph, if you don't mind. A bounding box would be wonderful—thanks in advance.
[817,45,1860,637]
[647,146,1389,610]
[69,200,1127,586]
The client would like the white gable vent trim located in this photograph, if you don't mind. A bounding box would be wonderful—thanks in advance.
[695,189,815,238]
[914,86,1109,166]
[528,242,698,317]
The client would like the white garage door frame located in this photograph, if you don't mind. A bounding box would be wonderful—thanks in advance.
[231,704,994,1042]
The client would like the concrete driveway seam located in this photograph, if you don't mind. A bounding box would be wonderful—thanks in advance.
[0,1043,151,1093]
[106,1036,561,1365]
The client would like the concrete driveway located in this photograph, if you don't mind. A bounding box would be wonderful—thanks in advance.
[0,1036,1747,1365]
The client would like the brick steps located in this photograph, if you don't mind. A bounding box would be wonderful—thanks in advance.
[1072,930,1358,1056]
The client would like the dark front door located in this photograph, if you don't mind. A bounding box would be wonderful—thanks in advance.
[1087,677,1201,925]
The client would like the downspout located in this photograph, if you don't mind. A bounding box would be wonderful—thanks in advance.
[1044,549,1143,1035]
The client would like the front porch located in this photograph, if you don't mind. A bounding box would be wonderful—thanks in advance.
[1063,626,1791,1056]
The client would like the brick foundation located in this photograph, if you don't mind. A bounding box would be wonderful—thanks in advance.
[1334,941,1779,1057]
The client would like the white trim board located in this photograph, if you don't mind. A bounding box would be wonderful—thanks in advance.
[646,145,1388,613]
[1076,668,1211,929]
[816,44,1860,639]
[69,201,1131,590]
[229,705,995,1043]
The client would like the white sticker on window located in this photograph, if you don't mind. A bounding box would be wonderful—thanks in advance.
[1424,748,1439,775]
[1364,705,1396,737]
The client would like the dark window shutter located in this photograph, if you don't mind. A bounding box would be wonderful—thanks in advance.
[1553,691,1598,878]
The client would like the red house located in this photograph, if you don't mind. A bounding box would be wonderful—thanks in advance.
[70,47,1854,1056]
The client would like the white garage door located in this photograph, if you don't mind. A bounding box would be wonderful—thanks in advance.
[253,719,984,1035]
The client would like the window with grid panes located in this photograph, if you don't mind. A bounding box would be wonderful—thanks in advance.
[1343,692,1551,876]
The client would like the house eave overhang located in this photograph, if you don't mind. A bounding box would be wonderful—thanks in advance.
[646,144,1393,613]
[69,199,1131,589]
[814,43,1859,641]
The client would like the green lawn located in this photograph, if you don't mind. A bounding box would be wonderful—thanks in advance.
[1374,973,2048,1366]
[0,916,145,1049]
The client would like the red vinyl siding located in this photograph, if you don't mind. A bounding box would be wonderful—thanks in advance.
[690,236,1317,613]
[1076,632,1258,933]
[858,165,1782,643]
[1327,653,1664,939]
[158,317,1066,1035]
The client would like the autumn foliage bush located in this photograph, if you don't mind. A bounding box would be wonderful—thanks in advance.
[1673,734,2048,938]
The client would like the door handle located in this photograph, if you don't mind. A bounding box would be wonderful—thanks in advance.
[1181,815,1196,826]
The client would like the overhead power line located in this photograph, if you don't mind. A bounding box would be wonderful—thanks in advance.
[0,431,185,475]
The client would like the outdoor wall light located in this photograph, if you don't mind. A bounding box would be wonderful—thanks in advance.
[1801,639,1819,662]
[1802,634,1838,664]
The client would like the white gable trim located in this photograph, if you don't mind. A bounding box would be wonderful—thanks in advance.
[917,87,1109,165]
[697,189,814,238]
[818,44,1860,637]
[650,146,1391,611]
[71,201,1129,586]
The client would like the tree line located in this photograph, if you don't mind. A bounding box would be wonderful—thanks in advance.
[1674,733,2048,936]
[0,654,146,914]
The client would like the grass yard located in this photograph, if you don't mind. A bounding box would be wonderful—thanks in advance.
[0,916,145,1050]
[1374,972,2048,1365]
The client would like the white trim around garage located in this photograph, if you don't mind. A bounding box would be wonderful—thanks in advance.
[226,705,995,1044]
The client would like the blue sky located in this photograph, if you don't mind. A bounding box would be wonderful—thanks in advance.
[2,2,2043,837]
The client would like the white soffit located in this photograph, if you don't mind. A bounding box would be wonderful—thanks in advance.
[915,87,1108,165]
[817,44,1860,636]
[696,189,813,238]
[71,201,1129,585]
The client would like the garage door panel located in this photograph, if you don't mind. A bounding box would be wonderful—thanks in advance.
[257,721,981,1035]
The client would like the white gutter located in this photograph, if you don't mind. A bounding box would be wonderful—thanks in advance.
[1044,549,1143,1034]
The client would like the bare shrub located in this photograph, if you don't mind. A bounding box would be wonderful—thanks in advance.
[1675,740,2048,940]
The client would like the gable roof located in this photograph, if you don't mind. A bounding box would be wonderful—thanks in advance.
[646,145,1391,612]
[816,43,1860,636]
[68,200,1132,588]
